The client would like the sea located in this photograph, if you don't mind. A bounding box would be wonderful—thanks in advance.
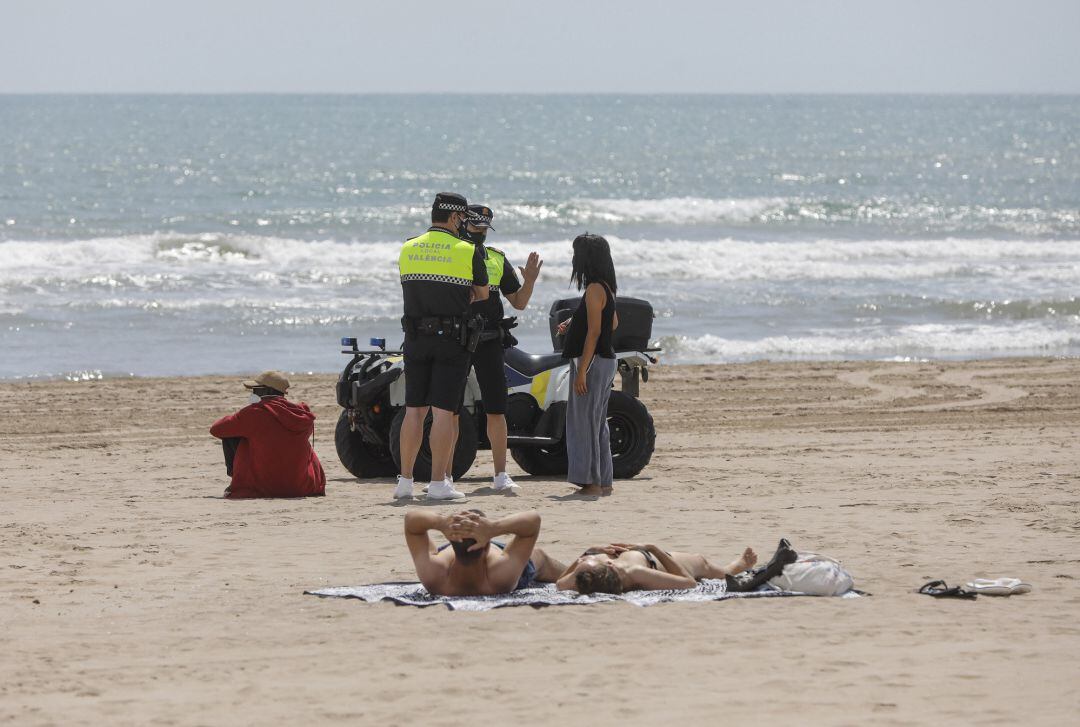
[1,94,1078,380]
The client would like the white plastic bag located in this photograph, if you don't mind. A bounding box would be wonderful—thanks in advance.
[767,552,854,596]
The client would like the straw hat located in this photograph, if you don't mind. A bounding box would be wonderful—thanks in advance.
[242,370,290,393]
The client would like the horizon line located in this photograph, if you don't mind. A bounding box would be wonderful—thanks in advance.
[2,91,1079,97]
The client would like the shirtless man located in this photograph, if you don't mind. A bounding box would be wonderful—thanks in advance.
[555,539,797,594]
[403,509,565,596]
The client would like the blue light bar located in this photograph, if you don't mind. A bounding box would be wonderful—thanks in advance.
[370,337,386,350]
[341,337,357,347]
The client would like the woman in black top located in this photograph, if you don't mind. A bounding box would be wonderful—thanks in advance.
[557,234,619,496]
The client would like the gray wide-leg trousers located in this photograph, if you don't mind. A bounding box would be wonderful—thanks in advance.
[566,357,617,487]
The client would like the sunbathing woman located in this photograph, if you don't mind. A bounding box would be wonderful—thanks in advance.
[555,539,797,595]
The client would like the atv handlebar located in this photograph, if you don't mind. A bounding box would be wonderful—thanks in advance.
[341,349,403,355]
[341,336,402,356]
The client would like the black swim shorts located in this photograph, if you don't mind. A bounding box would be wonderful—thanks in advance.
[403,333,470,412]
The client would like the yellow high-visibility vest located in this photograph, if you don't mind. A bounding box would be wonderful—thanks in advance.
[399,228,476,286]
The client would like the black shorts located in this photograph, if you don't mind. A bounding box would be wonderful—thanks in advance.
[403,333,470,412]
[470,337,508,415]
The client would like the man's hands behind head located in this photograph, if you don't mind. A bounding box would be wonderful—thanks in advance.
[447,510,494,552]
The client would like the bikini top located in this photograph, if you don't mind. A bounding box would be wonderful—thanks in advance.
[582,546,659,570]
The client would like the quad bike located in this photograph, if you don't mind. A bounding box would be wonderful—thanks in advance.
[335,298,659,483]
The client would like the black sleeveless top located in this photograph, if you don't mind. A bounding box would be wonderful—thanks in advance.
[561,283,615,359]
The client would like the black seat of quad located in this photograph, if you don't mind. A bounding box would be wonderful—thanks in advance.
[504,347,566,377]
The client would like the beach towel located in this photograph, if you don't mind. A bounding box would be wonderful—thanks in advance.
[305,579,863,612]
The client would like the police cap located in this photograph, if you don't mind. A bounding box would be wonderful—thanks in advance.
[466,204,495,231]
[432,192,469,214]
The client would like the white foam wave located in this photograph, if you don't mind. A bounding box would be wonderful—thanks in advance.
[505,236,1080,284]
[200,197,790,232]
[573,197,786,225]
[5,234,1080,289]
[660,322,1080,363]
[0,234,405,283]
[269,197,1079,233]
[72,295,400,319]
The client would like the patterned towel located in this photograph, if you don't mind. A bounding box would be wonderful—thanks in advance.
[305,579,863,612]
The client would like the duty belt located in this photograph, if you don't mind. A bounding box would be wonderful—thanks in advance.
[401,315,466,337]
[401,314,486,352]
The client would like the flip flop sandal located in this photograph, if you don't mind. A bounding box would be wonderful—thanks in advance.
[918,580,977,600]
[965,578,1032,596]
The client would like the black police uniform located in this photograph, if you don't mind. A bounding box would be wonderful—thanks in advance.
[398,195,488,412]
[466,244,520,414]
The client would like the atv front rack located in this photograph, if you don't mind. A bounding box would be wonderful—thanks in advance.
[340,337,402,356]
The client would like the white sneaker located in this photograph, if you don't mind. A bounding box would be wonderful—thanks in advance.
[394,476,414,500]
[421,477,450,495]
[493,472,520,492]
[426,480,466,501]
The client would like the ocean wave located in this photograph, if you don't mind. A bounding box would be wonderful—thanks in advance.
[0,233,405,283]
[868,296,1080,321]
[59,295,400,321]
[5,234,1080,287]
[556,197,1080,234]
[3,196,1077,245]
[4,369,112,382]
[658,322,1080,363]
[569,197,786,225]
[602,236,1080,283]
[224,197,1080,234]
[170,197,789,233]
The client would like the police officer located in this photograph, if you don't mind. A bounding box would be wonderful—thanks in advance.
[446,204,542,492]
[395,193,488,501]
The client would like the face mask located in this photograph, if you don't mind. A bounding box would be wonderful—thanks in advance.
[460,225,486,244]
[249,393,262,405]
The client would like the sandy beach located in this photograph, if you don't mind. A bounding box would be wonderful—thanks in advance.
[2,358,1078,725]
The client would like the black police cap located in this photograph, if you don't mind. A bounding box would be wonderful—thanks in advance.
[466,204,495,231]
[433,192,469,214]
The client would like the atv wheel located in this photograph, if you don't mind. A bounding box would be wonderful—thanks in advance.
[510,441,569,477]
[511,391,656,479]
[608,390,655,479]
[335,411,398,478]
[390,407,478,482]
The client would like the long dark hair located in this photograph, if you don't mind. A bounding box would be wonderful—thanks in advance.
[574,563,623,595]
[570,233,617,294]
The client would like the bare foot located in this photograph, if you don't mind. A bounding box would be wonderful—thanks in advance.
[578,484,603,496]
[600,486,614,497]
[727,547,758,574]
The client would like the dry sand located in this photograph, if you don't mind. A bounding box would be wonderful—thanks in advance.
[1,358,1078,725]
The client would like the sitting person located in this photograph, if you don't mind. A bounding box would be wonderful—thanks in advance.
[209,370,326,499]
[556,539,798,594]
[404,509,566,596]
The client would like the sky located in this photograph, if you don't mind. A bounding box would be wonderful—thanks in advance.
[3,0,1079,94]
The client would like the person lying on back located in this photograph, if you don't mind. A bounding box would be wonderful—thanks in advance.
[403,509,565,596]
[555,539,797,595]
[209,370,326,499]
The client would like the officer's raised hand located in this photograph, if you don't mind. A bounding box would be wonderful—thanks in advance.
[518,252,543,284]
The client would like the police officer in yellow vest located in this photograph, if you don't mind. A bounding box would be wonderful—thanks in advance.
[394,192,489,501]
[446,204,543,493]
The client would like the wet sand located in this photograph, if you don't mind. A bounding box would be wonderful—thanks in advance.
[1,358,1078,725]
